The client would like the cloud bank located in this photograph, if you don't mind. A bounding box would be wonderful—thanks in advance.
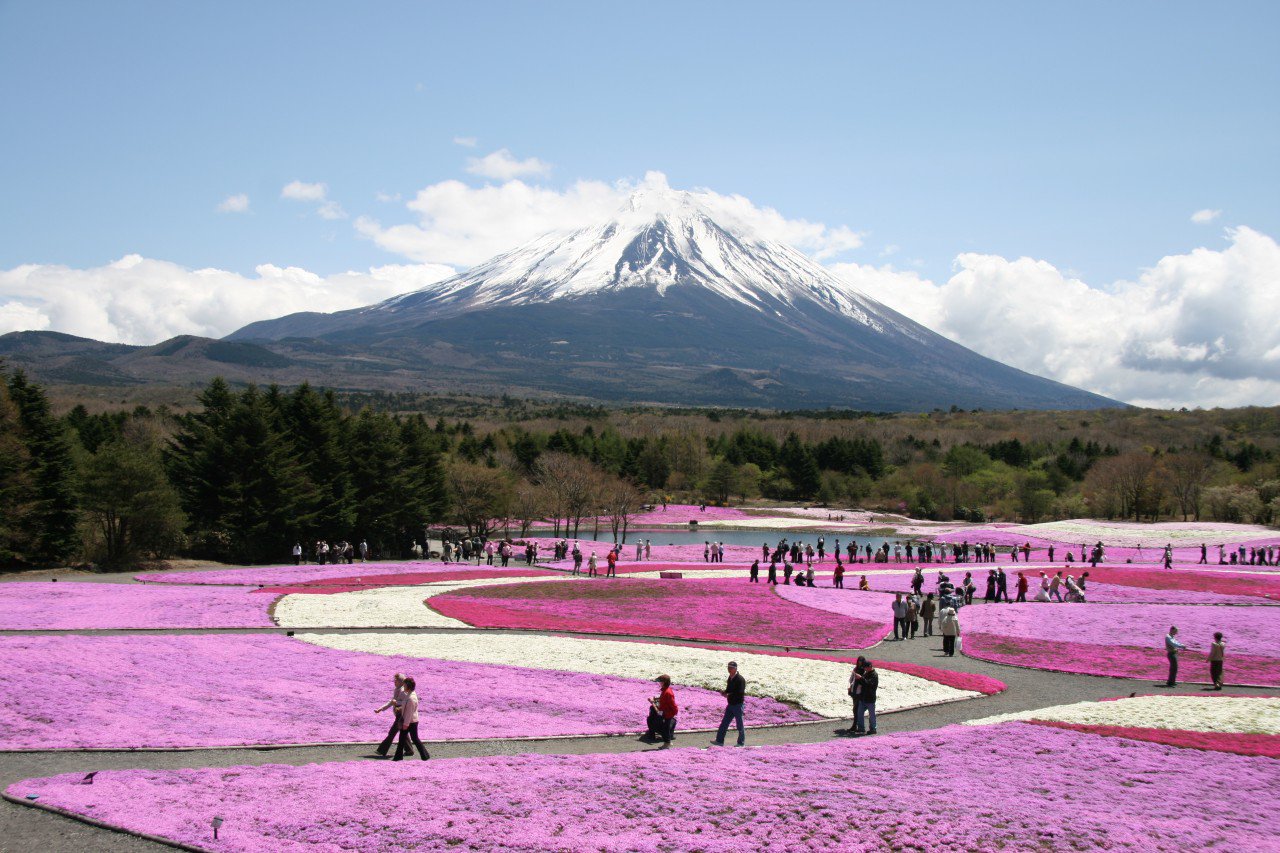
[833,226,1280,408]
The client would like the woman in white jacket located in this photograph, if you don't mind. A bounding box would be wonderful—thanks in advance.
[939,607,960,657]
[393,676,430,761]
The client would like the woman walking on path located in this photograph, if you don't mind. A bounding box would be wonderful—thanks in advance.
[393,677,429,761]
[1209,632,1226,690]
[940,606,960,656]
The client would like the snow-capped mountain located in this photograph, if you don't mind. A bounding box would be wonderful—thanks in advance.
[225,187,1120,411]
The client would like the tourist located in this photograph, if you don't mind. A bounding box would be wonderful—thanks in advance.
[1165,626,1186,687]
[984,570,997,603]
[996,568,1009,602]
[892,593,908,640]
[906,594,919,638]
[393,676,429,760]
[1065,574,1085,602]
[636,541,643,561]
[1022,542,1032,562]
[1163,544,1173,571]
[711,662,746,747]
[962,572,976,605]
[1047,544,1055,562]
[859,575,870,591]
[606,550,617,578]
[588,551,598,577]
[652,674,678,748]
[359,539,369,562]
[1199,543,1208,565]
[704,541,711,563]
[1209,632,1226,690]
[847,657,867,733]
[572,545,583,574]
[749,559,760,583]
[920,592,936,636]
[1049,572,1064,602]
[805,564,815,587]
[645,540,652,560]
[767,561,778,585]
[1015,571,1028,602]
[374,672,407,757]
[833,560,845,589]
[940,606,960,656]
[911,568,924,596]
[1035,573,1051,602]
[783,562,793,585]
[292,542,302,565]
[856,659,879,734]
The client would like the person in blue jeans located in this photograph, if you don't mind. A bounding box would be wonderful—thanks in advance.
[711,661,746,746]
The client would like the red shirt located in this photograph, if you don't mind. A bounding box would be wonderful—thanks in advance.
[657,687,678,719]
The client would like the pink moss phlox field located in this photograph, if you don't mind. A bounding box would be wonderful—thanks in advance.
[960,602,1280,685]
[1026,720,1280,759]
[429,577,888,649]
[0,635,814,749]
[1081,566,1280,600]
[964,633,1280,686]
[135,561,550,587]
[11,723,1279,852]
[0,582,273,629]
[256,568,558,595]
[871,660,1005,695]
[625,503,754,524]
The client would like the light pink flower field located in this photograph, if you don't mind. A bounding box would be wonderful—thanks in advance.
[0,582,273,629]
[10,722,1277,851]
[0,634,815,749]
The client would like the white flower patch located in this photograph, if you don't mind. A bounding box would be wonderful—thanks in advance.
[296,631,979,718]
[273,576,573,629]
[965,695,1280,735]
[1025,520,1275,548]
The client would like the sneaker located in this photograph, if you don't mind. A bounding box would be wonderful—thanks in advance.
[734,743,746,747]
[709,740,724,746]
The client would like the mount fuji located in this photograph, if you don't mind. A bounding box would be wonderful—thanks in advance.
[227,185,1118,410]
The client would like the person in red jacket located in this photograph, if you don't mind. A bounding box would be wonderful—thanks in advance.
[652,674,679,748]
[1015,571,1029,603]
[606,549,618,578]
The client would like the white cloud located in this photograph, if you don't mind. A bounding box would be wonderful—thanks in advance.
[879,244,900,257]
[317,200,348,220]
[1191,208,1222,224]
[358,170,863,268]
[452,136,478,148]
[0,256,455,345]
[281,181,328,202]
[216,193,250,214]
[465,148,552,181]
[375,191,401,203]
[835,227,1280,408]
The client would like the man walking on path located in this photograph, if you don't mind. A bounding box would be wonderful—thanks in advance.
[940,607,960,656]
[374,672,407,756]
[1165,626,1186,687]
[892,593,908,640]
[1209,632,1226,690]
[920,593,936,637]
[996,568,1009,602]
[711,662,746,747]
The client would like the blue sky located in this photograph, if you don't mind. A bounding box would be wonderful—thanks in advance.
[1,1,1278,407]
[2,1,1275,280]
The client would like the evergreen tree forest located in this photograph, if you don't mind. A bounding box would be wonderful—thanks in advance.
[3,370,1280,569]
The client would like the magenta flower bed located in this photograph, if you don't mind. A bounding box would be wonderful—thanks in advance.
[872,660,1005,695]
[430,578,888,649]
[0,582,272,630]
[11,722,1278,851]
[1027,719,1280,759]
[0,635,814,749]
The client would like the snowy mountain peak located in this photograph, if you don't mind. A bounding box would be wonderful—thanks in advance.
[376,179,909,336]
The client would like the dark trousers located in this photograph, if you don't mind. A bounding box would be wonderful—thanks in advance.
[1166,653,1179,686]
[943,635,956,656]
[376,714,401,754]
[714,703,745,746]
[395,722,428,760]
[1210,660,1224,687]
[661,716,677,744]
[1016,590,1026,602]
[923,617,933,636]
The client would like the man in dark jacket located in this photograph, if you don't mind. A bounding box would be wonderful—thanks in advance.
[711,661,746,746]
[856,661,879,735]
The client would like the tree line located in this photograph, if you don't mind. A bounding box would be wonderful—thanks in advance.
[3,371,1279,569]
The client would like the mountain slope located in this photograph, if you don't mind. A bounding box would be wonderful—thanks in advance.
[228,186,1120,410]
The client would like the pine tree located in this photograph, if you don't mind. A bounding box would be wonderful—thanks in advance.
[286,383,356,539]
[0,382,34,564]
[79,436,186,568]
[348,409,417,556]
[6,371,78,563]
[167,378,237,557]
